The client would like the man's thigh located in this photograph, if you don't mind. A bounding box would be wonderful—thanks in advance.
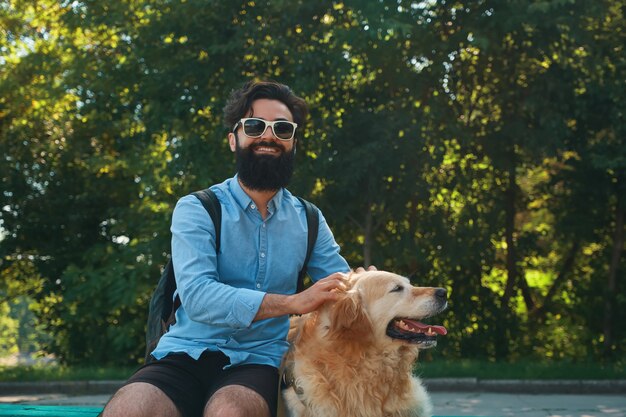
[101,382,181,417]
[204,385,270,417]
[105,352,278,417]
[110,352,227,417]
[206,363,279,417]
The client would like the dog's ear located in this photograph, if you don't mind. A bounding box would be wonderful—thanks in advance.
[329,292,372,340]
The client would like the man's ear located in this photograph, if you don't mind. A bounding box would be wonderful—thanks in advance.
[329,292,372,339]
[228,132,237,152]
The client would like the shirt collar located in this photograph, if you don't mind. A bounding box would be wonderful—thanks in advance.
[230,174,284,214]
[229,174,252,211]
[270,188,284,212]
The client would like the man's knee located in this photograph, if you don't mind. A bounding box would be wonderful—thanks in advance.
[204,385,270,417]
[101,382,181,417]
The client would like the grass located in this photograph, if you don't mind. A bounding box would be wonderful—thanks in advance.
[416,359,626,380]
[0,364,136,382]
[1,360,624,382]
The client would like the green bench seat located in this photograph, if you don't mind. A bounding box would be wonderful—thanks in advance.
[0,404,471,417]
[0,404,102,417]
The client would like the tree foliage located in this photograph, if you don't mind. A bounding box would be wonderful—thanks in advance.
[1,0,624,365]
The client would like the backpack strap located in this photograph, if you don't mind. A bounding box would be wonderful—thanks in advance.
[296,197,319,293]
[160,260,176,323]
[192,188,222,253]
[166,189,222,322]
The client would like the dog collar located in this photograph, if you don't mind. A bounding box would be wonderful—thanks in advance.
[281,361,306,402]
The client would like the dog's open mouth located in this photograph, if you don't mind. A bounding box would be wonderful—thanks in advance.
[386,318,447,347]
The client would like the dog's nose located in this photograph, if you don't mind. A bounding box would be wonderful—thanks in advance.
[435,288,447,300]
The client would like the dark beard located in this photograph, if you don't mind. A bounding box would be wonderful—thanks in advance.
[235,138,295,191]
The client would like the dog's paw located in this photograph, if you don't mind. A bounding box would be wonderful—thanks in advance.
[281,387,306,417]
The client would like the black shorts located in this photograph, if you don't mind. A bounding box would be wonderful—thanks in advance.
[125,351,279,417]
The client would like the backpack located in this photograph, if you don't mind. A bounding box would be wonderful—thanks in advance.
[145,188,320,362]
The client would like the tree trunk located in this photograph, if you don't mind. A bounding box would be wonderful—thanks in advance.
[363,204,373,268]
[603,198,625,357]
[495,150,518,360]
[519,275,535,313]
[531,241,580,321]
[502,160,518,306]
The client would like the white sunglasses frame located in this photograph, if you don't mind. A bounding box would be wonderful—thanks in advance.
[233,117,298,141]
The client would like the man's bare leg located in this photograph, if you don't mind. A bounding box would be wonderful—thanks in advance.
[203,385,271,417]
[101,382,182,417]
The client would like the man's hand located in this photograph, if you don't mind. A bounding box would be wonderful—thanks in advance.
[286,272,349,315]
[254,272,348,321]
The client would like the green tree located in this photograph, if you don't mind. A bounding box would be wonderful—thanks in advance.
[1,0,624,365]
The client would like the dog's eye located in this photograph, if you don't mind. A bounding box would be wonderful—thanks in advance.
[390,285,404,293]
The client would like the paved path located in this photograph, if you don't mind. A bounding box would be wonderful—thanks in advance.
[432,392,625,416]
[0,392,624,416]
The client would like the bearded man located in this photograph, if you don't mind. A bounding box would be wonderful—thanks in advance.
[101,81,350,417]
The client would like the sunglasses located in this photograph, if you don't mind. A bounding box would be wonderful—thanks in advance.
[233,118,298,141]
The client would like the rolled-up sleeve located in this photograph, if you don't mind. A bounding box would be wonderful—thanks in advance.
[171,195,265,328]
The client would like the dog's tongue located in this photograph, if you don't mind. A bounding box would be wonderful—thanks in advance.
[404,319,447,336]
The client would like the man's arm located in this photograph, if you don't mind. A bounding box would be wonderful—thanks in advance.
[254,272,348,321]
[172,196,268,328]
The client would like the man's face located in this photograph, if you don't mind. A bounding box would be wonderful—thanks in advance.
[229,98,297,191]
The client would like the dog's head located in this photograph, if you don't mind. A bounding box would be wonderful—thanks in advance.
[327,270,448,349]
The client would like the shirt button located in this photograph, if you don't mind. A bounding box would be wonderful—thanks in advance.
[260,252,265,258]
[256,283,261,289]
[250,204,256,210]
[262,223,266,228]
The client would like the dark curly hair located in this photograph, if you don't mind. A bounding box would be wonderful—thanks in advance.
[223,80,309,139]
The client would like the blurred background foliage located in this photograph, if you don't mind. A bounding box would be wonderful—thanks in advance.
[0,0,624,366]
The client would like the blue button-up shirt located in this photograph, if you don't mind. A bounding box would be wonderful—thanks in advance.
[151,175,350,368]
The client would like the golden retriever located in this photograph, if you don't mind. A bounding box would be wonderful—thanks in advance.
[281,270,447,417]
